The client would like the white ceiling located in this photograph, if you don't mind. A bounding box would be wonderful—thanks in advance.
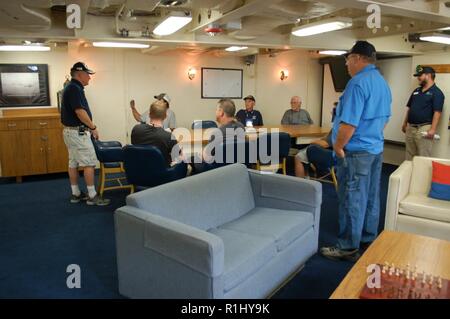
[0,0,449,55]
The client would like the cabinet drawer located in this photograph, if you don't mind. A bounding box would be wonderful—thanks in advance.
[28,118,60,129]
[5,120,28,130]
[0,121,7,131]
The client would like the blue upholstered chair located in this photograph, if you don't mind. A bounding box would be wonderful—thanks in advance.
[191,120,218,129]
[91,139,133,197]
[192,139,257,174]
[306,144,337,190]
[122,145,187,192]
[256,132,291,175]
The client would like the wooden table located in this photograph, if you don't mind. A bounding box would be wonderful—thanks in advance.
[330,230,450,299]
[174,125,330,145]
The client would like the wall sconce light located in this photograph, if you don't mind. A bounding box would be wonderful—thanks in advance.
[280,69,289,81]
[188,67,197,80]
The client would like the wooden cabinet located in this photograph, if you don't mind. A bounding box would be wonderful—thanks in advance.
[0,109,68,182]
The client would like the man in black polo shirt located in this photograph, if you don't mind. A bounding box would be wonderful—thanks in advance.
[131,100,180,166]
[61,62,110,206]
[236,95,264,126]
[402,65,445,160]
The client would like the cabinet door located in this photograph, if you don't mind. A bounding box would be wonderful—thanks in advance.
[45,128,68,173]
[17,130,47,176]
[0,131,19,177]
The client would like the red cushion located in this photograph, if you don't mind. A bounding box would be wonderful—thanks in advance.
[432,161,450,185]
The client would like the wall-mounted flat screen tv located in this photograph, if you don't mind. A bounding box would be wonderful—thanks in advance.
[328,57,351,92]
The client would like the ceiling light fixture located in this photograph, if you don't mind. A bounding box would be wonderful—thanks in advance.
[153,12,192,36]
[292,17,352,37]
[225,46,248,52]
[319,50,347,56]
[0,45,50,51]
[419,33,450,45]
[92,42,150,48]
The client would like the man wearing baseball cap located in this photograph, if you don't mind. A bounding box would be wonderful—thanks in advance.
[61,62,110,206]
[320,41,392,261]
[401,65,445,160]
[130,93,177,130]
[235,95,264,126]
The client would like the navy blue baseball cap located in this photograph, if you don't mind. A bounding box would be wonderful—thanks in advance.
[71,62,95,74]
[344,40,377,59]
[414,65,435,77]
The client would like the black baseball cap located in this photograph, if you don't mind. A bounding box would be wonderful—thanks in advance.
[243,95,255,102]
[344,40,377,59]
[71,62,95,74]
[414,65,435,77]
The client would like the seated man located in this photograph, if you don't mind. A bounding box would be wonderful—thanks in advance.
[236,95,263,127]
[294,130,332,178]
[192,98,245,173]
[281,96,313,125]
[130,93,176,130]
[131,100,181,167]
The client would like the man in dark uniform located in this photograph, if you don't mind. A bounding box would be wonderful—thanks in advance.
[61,62,110,206]
[402,65,445,160]
[236,95,264,126]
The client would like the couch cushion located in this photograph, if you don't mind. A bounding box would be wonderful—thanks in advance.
[208,228,276,293]
[429,161,450,201]
[220,207,314,252]
[126,164,255,230]
[399,194,450,223]
[410,157,450,195]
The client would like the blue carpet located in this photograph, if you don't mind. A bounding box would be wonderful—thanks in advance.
[0,164,397,299]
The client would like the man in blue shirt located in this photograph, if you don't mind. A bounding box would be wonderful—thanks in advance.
[61,62,110,206]
[321,41,392,261]
[402,65,445,160]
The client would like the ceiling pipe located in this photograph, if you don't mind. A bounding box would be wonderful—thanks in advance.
[115,3,151,38]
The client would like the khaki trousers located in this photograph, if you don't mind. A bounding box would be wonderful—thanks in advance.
[405,124,433,161]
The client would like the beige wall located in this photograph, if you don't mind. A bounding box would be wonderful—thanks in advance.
[254,50,322,126]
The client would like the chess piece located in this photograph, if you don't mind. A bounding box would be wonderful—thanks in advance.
[422,271,427,285]
[382,262,388,274]
[395,268,400,277]
[389,263,395,276]
[438,277,443,289]
[429,275,435,285]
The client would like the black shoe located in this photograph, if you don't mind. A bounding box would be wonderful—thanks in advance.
[70,192,89,203]
[360,242,373,252]
[320,246,361,262]
[86,194,110,206]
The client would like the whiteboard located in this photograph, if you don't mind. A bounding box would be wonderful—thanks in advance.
[377,57,413,144]
[201,68,243,99]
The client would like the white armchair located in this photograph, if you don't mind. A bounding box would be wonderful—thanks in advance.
[385,156,450,241]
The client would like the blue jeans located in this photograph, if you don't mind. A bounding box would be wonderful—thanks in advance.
[335,151,383,250]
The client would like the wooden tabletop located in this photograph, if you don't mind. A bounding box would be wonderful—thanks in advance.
[330,230,450,299]
[174,125,330,144]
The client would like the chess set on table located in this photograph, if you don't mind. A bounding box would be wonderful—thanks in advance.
[360,262,450,299]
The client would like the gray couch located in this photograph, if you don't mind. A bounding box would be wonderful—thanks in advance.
[114,164,322,298]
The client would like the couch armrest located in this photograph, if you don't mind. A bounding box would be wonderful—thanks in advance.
[115,206,224,277]
[248,169,322,229]
[385,160,412,230]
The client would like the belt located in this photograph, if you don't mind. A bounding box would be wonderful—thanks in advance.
[409,123,431,128]
[64,126,81,130]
